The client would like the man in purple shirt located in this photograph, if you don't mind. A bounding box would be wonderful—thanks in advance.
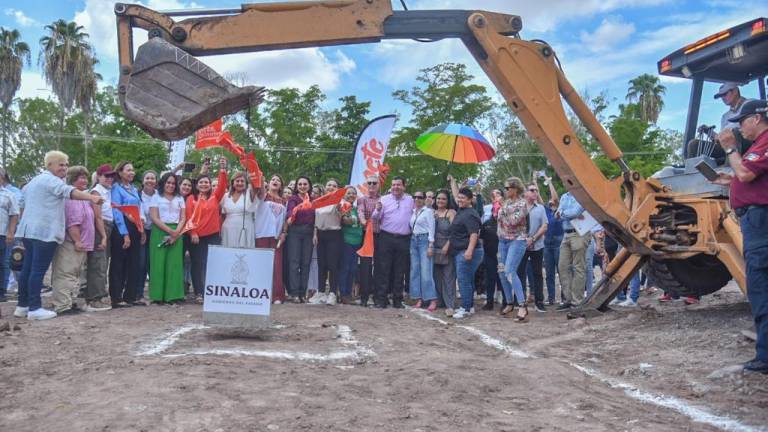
[371,176,414,308]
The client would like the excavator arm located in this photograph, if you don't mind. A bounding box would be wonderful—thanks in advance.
[114,0,745,310]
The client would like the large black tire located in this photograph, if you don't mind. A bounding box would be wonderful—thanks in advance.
[646,254,732,297]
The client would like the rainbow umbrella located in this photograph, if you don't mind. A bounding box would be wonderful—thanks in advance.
[416,123,495,166]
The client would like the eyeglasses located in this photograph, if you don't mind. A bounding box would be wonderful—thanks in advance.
[367,181,378,185]
[414,195,425,199]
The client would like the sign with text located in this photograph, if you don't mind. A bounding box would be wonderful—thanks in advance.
[348,115,396,195]
[203,246,274,324]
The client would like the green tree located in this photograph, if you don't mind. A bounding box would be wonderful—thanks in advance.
[626,74,666,124]
[39,19,98,150]
[0,27,30,167]
[389,63,494,191]
[313,95,371,183]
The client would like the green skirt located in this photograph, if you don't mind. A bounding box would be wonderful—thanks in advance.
[149,224,185,302]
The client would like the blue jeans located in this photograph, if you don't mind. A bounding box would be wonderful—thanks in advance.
[616,273,641,302]
[18,239,59,311]
[0,237,7,297]
[740,206,768,362]
[585,238,596,296]
[544,235,562,303]
[409,234,437,301]
[498,239,527,305]
[455,247,484,311]
[339,242,360,297]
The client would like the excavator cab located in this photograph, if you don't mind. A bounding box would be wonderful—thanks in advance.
[654,17,767,197]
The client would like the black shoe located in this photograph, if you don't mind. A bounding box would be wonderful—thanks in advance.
[556,302,572,311]
[58,308,82,316]
[374,303,387,309]
[534,303,546,313]
[547,300,554,306]
[744,359,768,374]
[392,302,404,309]
[481,303,494,311]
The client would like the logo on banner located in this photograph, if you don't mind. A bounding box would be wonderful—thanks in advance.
[348,115,397,196]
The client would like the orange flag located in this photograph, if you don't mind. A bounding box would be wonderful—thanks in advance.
[311,187,347,209]
[111,204,144,232]
[339,200,352,215]
[287,194,311,224]
[179,198,204,235]
[240,151,263,188]
[357,221,374,257]
[195,119,223,149]
[218,132,245,158]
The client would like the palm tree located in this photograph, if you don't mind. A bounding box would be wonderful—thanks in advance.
[76,58,101,167]
[0,27,30,167]
[39,19,97,150]
[626,74,666,125]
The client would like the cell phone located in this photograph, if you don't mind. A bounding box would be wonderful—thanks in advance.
[183,162,196,173]
[695,160,719,181]
[466,178,478,187]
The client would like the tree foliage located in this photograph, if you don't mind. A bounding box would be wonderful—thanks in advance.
[626,73,666,125]
[389,63,494,191]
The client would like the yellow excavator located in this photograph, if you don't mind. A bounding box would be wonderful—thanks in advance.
[113,0,753,311]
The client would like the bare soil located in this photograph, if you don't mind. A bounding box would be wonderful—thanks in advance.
[0,282,766,432]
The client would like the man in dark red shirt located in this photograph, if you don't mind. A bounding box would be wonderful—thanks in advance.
[716,98,768,374]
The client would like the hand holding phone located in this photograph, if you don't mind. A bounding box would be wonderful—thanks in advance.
[183,162,196,173]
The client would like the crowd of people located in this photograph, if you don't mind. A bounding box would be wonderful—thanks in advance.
[0,149,656,324]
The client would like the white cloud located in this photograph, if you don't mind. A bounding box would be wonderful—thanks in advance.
[580,16,635,52]
[4,8,40,27]
[16,72,52,101]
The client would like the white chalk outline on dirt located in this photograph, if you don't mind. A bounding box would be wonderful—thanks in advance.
[136,323,375,363]
[406,306,763,432]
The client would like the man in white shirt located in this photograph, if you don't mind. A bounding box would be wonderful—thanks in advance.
[0,171,19,303]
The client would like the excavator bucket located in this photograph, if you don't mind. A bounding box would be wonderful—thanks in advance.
[120,37,265,141]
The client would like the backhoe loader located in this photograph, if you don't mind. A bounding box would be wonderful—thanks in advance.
[113,0,749,311]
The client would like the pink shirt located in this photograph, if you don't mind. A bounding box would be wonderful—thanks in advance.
[65,199,95,251]
[371,193,414,235]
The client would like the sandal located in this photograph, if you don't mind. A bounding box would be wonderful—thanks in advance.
[426,300,437,312]
[500,305,514,316]
[413,299,422,309]
[515,305,529,322]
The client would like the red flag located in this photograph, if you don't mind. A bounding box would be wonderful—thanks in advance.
[339,200,352,215]
[111,204,144,232]
[195,119,223,149]
[357,221,374,257]
[240,152,263,188]
[379,163,391,186]
[218,132,245,157]
[311,188,347,210]
[179,198,204,235]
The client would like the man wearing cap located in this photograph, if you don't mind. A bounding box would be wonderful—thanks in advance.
[714,82,748,131]
[81,164,115,311]
[715,99,768,374]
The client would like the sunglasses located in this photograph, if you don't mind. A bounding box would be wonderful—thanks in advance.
[367,181,378,185]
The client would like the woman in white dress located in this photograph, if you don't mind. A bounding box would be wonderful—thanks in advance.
[221,171,259,248]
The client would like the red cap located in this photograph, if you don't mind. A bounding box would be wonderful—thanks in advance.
[96,164,116,177]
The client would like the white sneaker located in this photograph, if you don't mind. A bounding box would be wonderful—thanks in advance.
[445,308,454,317]
[609,298,623,306]
[273,300,282,305]
[308,292,326,305]
[453,307,469,319]
[27,308,57,320]
[619,299,638,307]
[325,292,337,305]
[469,307,475,315]
[13,306,28,318]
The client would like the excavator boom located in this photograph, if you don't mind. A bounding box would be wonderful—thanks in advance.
[114,0,746,310]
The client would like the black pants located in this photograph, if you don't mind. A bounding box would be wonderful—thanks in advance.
[374,231,410,306]
[317,229,342,295]
[517,248,544,304]
[358,233,378,305]
[483,238,505,304]
[286,224,314,297]
[189,233,221,296]
[109,220,142,304]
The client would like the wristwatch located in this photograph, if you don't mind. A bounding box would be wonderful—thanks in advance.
[725,147,737,156]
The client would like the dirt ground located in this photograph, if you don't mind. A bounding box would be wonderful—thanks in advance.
[1,282,766,432]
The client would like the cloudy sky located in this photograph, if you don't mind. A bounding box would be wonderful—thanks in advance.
[1,0,765,133]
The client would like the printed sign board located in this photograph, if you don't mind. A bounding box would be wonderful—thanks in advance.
[203,246,274,328]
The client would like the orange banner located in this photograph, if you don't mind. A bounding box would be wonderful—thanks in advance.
[240,151,263,188]
[111,204,144,232]
[357,221,374,257]
[311,187,346,209]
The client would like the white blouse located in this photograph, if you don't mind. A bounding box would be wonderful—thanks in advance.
[410,206,435,243]
[149,194,185,224]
